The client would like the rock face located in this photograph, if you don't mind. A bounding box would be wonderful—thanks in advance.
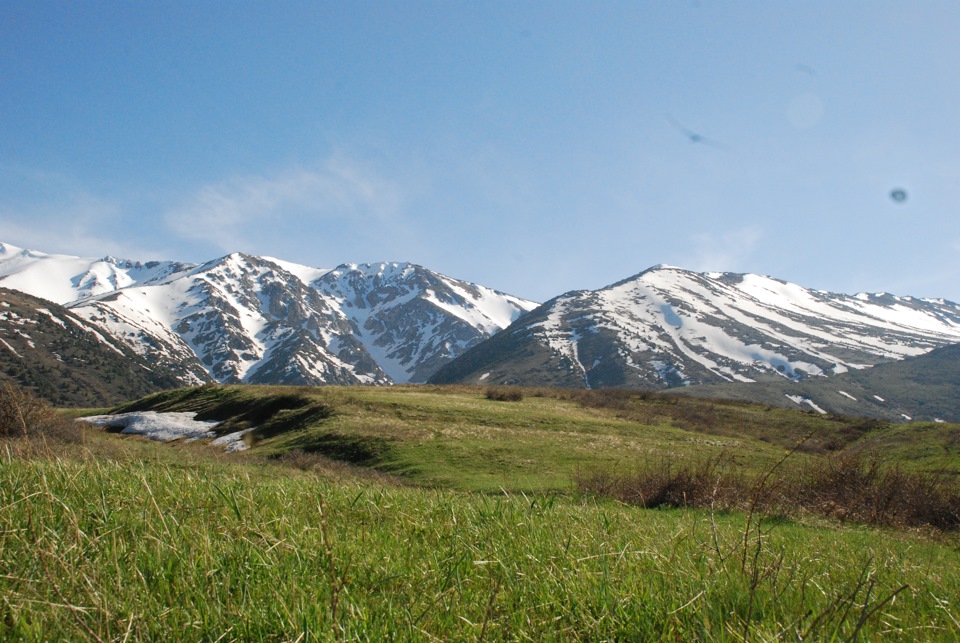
[313,262,536,383]
[0,242,538,389]
[429,266,960,390]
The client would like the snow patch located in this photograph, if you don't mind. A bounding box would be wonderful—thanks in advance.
[35,308,67,328]
[803,399,827,414]
[211,429,253,452]
[873,395,886,403]
[80,411,220,442]
[784,394,826,413]
[0,337,21,358]
[261,256,331,285]
[837,390,857,401]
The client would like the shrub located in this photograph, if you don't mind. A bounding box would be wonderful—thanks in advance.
[797,453,960,530]
[576,454,745,509]
[0,383,77,443]
[577,451,960,531]
[485,387,524,402]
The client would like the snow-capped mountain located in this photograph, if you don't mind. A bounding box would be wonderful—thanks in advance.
[0,242,194,305]
[429,265,960,390]
[0,242,538,387]
[73,253,389,386]
[314,262,535,382]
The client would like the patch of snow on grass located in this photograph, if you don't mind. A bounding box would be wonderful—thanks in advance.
[803,399,827,414]
[80,411,220,442]
[211,429,253,452]
[873,395,886,402]
[837,390,857,401]
[784,393,825,413]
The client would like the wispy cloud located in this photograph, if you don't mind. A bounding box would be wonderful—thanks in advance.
[0,175,135,258]
[685,225,763,273]
[165,155,405,253]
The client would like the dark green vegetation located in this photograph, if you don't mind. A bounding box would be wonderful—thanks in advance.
[0,288,192,406]
[678,343,960,423]
[3,384,960,640]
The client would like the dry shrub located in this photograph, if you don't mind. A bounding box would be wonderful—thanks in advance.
[576,454,746,510]
[267,449,402,485]
[0,384,80,444]
[578,451,960,531]
[485,387,524,402]
[794,453,960,530]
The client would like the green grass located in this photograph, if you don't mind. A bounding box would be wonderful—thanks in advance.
[105,384,960,493]
[4,384,960,639]
[853,422,960,476]
[2,444,959,641]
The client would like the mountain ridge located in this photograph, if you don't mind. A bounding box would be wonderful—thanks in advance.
[675,342,960,423]
[0,287,196,406]
[5,241,960,415]
[429,265,960,397]
[0,242,538,389]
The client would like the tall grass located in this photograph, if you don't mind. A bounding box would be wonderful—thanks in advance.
[2,447,959,640]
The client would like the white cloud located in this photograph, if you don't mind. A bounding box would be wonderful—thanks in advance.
[685,225,763,273]
[165,155,405,252]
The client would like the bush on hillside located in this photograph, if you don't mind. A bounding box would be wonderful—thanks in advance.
[576,454,747,510]
[0,383,74,441]
[485,387,524,402]
[577,451,960,531]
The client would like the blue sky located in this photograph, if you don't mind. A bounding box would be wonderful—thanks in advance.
[2,1,959,303]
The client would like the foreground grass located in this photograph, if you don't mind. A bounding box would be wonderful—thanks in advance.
[2,442,960,641]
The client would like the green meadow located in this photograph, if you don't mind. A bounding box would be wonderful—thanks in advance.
[2,384,960,640]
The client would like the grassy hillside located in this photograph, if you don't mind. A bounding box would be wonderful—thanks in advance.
[2,434,959,641]
[103,384,954,492]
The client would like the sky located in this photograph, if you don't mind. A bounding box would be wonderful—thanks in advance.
[2,1,959,303]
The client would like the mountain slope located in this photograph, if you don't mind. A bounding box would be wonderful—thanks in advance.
[0,288,196,406]
[0,242,194,305]
[72,253,391,386]
[0,242,537,387]
[429,266,960,390]
[676,342,960,423]
[314,262,536,382]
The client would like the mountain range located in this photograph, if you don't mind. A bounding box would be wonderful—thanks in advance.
[677,342,960,423]
[2,241,959,421]
[428,265,960,416]
[0,242,537,391]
